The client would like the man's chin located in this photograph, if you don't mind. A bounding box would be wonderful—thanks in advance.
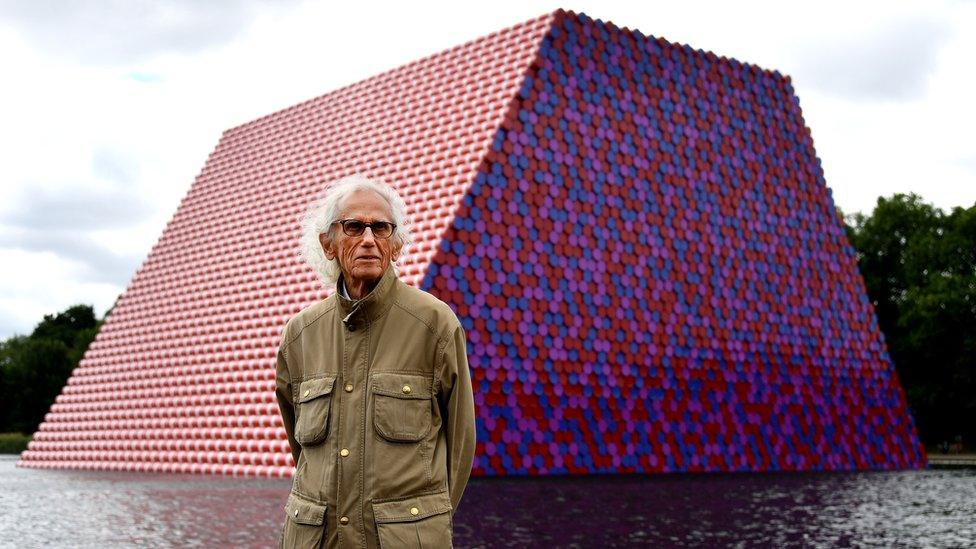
[349,268,383,284]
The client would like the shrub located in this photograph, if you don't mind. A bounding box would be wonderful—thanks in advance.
[0,432,31,454]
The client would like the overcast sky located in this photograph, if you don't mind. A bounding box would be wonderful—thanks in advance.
[0,0,973,339]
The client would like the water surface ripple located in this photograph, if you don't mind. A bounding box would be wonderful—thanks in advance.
[2,457,973,547]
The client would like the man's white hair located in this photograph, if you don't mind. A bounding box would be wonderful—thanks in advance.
[300,174,412,287]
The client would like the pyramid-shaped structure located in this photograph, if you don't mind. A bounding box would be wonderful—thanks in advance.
[20,10,925,477]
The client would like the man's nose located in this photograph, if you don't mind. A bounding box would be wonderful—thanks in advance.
[360,227,377,244]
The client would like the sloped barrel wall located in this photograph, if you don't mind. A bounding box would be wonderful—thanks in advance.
[18,14,555,476]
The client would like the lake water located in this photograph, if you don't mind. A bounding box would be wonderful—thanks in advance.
[1,456,974,548]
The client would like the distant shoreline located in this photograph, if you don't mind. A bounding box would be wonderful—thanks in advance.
[927,453,976,469]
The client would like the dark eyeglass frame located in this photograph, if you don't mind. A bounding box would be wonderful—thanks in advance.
[332,219,397,239]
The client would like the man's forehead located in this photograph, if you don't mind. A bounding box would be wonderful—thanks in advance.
[338,190,393,220]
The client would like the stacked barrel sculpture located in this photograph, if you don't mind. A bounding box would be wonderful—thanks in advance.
[19,10,925,477]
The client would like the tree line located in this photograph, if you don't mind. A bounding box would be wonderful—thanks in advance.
[0,305,102,442]
[844,194,974,451]
[0,193,972,453]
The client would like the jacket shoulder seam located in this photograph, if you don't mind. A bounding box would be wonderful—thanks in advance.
[390,300,444,341]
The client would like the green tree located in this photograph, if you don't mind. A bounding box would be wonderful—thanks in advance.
[31,304,99,350]
[0,304,103,436]
[0,336,73,433]
[845,194,976,449]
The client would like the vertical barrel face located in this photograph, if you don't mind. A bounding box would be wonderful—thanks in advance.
[422,13,923,475]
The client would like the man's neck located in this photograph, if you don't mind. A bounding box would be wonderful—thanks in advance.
[341,278,378,300]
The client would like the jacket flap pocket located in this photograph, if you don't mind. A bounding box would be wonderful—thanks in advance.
[371,372,430,400]
[298,376,336,403]
[372,491,452,524]
[285,492,327,526]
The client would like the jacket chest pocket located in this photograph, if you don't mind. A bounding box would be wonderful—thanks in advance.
[295,375,336,446]
[371,373,431,443]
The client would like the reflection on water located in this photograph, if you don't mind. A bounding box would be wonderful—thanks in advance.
[2,456,974,547]
[0,456,285,548]
[457,470,976,548]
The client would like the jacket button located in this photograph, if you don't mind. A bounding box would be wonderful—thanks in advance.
[402,385,411,394]
[340,448,350,457]
[410,507,419,516]
[293,509,299,517]
[302,389,310,397]
[339,516,349,525]
[344,383,353,393]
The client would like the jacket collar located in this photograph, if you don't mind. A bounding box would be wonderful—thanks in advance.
[336,266,398,328]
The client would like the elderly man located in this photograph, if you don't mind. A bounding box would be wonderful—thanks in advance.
[275,175,476,548]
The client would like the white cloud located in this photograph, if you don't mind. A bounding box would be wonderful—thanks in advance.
[2,181,152,231]
[0,0,300,65]
[0,249,122,337]
[792,15,950,100]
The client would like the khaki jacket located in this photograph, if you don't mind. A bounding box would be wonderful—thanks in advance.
[275,267,476,548]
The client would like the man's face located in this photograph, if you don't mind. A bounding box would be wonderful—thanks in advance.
[321,189,401,294]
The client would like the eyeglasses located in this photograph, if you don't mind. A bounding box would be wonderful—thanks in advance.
[332,219,397,239]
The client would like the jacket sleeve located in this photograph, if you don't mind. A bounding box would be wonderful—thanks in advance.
[275,335,300,465]
[438,324,476,511]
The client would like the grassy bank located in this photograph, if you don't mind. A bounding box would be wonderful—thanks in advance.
[0,432,32,454]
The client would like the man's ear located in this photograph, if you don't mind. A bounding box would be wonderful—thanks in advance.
[391,240,403,262]
[319,232,335,260]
